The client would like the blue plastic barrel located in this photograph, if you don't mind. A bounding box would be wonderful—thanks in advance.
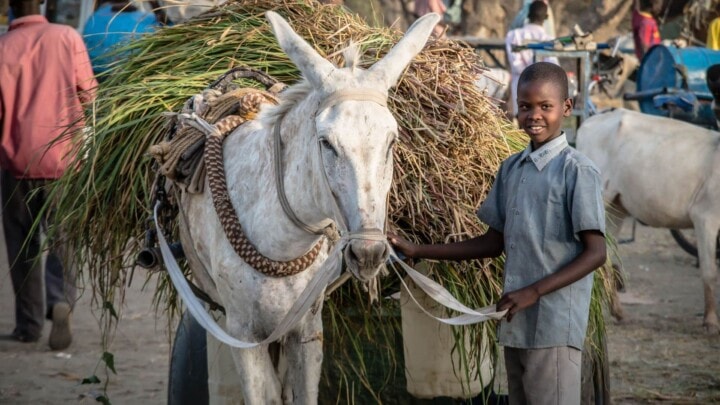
[636,45,720,127]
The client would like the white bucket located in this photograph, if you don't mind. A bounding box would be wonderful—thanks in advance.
[401,261,494,399]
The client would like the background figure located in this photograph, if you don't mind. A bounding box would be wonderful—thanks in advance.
[153,0,225,24]
[509,0,556,39]
[0,0,97,350]
[82,1,160,77]
[505,0,558,117]
[632,0,661,60]
[414,0,446,37]
[707,15,720,50]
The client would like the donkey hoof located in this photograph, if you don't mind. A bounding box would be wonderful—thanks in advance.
[703,322,720,335]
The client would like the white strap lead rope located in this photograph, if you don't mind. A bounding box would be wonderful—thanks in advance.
[157,203,506,347]
[390,253,507,325]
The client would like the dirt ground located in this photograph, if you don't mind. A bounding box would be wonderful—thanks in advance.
[1,220,719,404]
[606,221,720,404]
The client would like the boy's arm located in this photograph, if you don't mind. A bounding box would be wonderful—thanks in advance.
[498,230,606,321]
[388,227,504,261]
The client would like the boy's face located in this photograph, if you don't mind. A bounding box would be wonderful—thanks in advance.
[516,79,572,149]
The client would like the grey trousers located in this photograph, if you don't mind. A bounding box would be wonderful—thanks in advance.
[504,346,582,405]
[2,172,76,339]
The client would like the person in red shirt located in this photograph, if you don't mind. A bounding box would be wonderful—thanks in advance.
[632,0,661,60]
[0,0,97,350]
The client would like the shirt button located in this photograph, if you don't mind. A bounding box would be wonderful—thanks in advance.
[521,178,526,183]
[510,243,516,249]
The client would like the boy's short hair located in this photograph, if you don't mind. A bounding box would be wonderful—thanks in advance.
[639,0,654,12]
[707,64,720,99]
[528,1,548,23]
[518,62,569,99]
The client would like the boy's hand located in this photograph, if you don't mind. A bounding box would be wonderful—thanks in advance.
[387,232,419,259]
[497,286,540,322]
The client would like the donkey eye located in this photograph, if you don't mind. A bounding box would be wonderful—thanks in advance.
[319,138,338,156]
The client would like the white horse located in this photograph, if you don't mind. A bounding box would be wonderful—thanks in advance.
[576,108,720,334]
[175,11,440,404]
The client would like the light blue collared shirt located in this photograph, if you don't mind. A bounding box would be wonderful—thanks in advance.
[477,134,605,350]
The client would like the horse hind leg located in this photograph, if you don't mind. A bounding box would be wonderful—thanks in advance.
[692,216,720,334]
[606,198,629,321]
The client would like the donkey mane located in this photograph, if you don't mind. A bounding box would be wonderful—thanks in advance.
[341,41,361,70]
[260,80,313,126]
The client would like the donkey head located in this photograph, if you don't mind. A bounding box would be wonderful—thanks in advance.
[266,11,439,281]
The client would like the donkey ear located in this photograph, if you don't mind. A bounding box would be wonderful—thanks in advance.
[266,11,336,89]
[368,13,441,89]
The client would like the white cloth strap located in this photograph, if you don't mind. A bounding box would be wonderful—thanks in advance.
[157,199,507,346]
[317,89,387,112]
[155,202,343,348]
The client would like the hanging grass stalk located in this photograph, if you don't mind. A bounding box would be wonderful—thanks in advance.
[45,0,614,401]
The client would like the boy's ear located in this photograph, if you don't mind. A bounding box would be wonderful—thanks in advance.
[563,97,573,116]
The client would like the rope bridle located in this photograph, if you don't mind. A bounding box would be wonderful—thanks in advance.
[273,88,388,236]
[269,87,391,278]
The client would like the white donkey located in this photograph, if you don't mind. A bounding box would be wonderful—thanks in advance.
[174,11,440,404]
[576,108,720,334]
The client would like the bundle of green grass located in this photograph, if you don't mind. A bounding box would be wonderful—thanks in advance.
[48,0,614,400]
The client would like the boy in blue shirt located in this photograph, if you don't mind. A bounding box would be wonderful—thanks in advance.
[389,62,606,404]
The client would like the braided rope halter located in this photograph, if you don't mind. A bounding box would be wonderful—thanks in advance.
[178,83,389,278]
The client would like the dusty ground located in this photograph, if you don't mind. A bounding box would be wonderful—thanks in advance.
[0,221,719,404]
[606,221,720,404]
[0,252,171,404]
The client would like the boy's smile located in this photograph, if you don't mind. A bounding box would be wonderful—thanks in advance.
[516,80,572,149]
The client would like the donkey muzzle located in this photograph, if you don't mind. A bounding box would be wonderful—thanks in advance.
[343,228,389,281]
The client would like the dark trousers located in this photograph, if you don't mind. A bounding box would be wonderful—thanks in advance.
[2,171,76,338]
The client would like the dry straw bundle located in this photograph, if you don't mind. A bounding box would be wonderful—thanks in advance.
[48,0,612,400]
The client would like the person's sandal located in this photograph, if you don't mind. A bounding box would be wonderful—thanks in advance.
[49,302,72,350]
[11,329,40,343]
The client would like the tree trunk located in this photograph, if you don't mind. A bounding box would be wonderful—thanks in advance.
[376,0,414,31]
[460,0,521,38]
[361,0,638,45]
[344,0,385,27]
[571,0,633,41]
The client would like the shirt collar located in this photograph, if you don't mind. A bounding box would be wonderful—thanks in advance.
[519,133,569,171]
[9,15,48,31]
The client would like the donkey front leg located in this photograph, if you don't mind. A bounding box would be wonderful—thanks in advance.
[281,309,324,404]
[223,318,284,404]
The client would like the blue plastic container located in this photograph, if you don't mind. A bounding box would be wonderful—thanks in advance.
[636,45,720,127]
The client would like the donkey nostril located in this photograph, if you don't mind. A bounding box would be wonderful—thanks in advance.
[382,244,390,259]
[348,243,363,265]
